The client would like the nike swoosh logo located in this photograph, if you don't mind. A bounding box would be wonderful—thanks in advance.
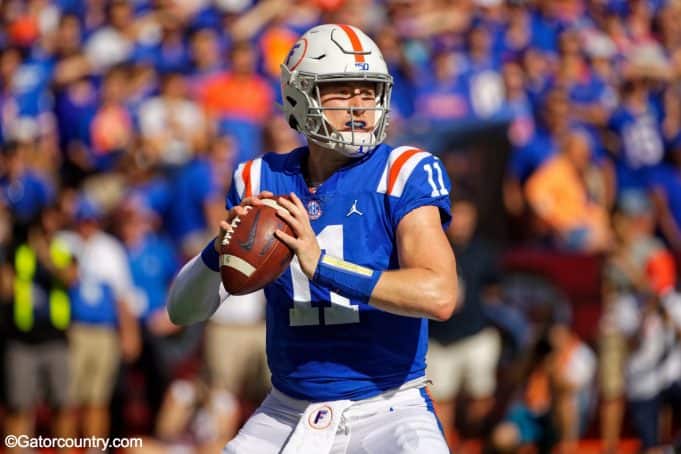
[258,220,284,256]
[239,210,261,251]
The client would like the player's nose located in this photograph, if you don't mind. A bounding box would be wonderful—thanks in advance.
[347,98,367,116]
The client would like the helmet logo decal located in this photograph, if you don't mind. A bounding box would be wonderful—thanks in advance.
[286,38,308,71]
[355,62,369,71]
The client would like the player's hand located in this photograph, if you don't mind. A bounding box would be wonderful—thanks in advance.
[274,193,321,279]
[213,191,275,253]
[241,190,275,208]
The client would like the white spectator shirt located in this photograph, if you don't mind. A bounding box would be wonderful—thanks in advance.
[612,292,681,399]
[138,97,204,165]
[660,292,681,388]
[85,27,133,72]
[210,287,266,325]
[139,97,204,139]
[626,312,665,400]
[58,230,136,311]
[564,342,596,390]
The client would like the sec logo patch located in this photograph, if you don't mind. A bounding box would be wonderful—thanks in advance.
[306,199,322,220]
[307,405,333,430]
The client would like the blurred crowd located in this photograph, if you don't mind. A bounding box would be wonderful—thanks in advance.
[1,0,681,452]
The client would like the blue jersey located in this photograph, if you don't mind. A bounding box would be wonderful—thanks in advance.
[650,164,681,233]
[608,103,665,191]
[225,144,452,402]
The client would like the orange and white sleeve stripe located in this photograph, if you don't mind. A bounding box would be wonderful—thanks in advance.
[376,146,430,197]
[233,158,263,199]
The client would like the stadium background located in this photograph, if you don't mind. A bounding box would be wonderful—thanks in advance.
[1,0,681,452]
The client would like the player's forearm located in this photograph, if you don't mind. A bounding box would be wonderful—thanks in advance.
[167,253,222,326]
[369,268,457,321]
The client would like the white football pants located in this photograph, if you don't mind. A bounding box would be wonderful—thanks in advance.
[223,380,450,454]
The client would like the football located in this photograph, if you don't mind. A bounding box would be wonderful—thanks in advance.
[220,198,294,295]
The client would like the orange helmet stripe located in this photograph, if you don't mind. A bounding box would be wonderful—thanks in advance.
[337,24,365,63]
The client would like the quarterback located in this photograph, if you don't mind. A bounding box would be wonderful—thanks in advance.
[167,24,458,453]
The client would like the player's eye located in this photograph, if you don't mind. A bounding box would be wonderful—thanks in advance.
[360,89,376,99]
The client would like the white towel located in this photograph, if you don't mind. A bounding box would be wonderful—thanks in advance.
[281,399,353,454]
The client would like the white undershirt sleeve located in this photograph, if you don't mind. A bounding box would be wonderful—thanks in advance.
[167,255,224,325]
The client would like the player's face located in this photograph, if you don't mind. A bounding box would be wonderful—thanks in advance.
[318,82,377,133]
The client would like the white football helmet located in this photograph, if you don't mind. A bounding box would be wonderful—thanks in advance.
[281,24,393,157]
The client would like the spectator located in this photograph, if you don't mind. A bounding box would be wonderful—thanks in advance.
[264,115,304,154]
[508,88,570,187]
[466,23,505,119]
[601,190,680,452]
[140,12,190,75]
[84,0,137,73]
[125,377,238,454]
[52,75,99,188]
[49,14,92,88]
[554,30,615,130]
[605,47,671,193]
[89,65,134,172]
[138,71,206,167]
[188,27,225,89]
[58,196,140,440]
[598,272,631,454]
[650,142,681,251]
[502,60,535,150]
[204,290,269,445]
[413,49,470,127]
[199,40,274,162]
[525,129,612,252]
[502,2,532,59]
[116,197,180,418]
[0,140,55,231]
[491,319,596,454]
[1,205,76,443]
[501,60,535,219]
[163,141,226,258]
[428,198,501,448]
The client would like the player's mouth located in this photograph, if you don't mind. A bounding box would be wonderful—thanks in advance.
[343,120,369,131]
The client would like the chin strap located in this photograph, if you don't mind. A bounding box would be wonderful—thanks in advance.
[309,133,377,158]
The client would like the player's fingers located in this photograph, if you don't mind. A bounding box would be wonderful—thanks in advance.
[278,196,310,227]
[219,220,231,232]
[288,193,313,227]
[257,191,275,199]
[240,197,261,207]
[277,196,302,219]
[233,205,250,217]
[289,192,306,212]
[276,208,304,234]
[274,229,298,250]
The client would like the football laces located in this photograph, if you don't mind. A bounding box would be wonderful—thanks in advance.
[222,205,252,246]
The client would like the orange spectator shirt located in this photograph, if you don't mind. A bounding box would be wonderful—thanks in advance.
[199,72,274,124]
[525,155,605,234]
[260,27,298,79]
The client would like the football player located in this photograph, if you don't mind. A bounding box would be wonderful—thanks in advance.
[168,24,458,453]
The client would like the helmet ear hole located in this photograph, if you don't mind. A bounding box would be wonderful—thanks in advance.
[288,115,299,130]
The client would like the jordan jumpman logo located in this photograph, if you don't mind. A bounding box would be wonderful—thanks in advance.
[346,199,363,217]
